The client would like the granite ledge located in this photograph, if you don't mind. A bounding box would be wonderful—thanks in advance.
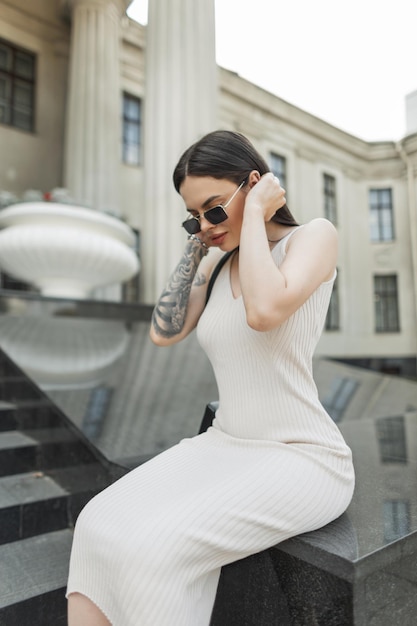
[275,516,417,583]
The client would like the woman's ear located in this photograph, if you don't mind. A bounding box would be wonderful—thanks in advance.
[247,170,261,188]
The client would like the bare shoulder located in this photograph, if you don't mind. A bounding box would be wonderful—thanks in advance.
[285,219,337,281]
[288,218,337,249]
[301,217,337,237]
[310,217,337,235]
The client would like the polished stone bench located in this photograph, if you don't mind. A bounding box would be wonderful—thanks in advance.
[201,402,417,626]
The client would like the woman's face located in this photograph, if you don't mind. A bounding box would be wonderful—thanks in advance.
[179,176,246,251]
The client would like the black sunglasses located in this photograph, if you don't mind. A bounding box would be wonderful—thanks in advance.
[182,180,246,235]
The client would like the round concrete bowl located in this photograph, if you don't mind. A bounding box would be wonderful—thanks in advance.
[0,202,140,298]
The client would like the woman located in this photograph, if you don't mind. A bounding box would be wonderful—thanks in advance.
[67,131,355,625]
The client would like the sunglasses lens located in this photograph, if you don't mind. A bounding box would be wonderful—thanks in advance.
[182,218,201,234]
[182,206,228,233]
[205,206,228,224]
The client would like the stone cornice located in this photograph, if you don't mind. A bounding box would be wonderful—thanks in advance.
[61,0,129,18]
[121,12,146,48]
[219,67,402,165]
[400,132,417,156]
[0,1,69,42]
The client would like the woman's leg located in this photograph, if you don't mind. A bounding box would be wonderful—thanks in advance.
[67,431,353,625]
[68,592,111,626]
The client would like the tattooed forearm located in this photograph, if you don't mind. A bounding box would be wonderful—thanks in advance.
[152,239,208,338]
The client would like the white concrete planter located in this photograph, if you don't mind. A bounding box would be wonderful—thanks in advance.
[0,202,140,298]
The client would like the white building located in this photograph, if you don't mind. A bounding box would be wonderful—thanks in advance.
[0,0,416,377]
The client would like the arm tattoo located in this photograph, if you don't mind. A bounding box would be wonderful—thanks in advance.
[152,240,208,338]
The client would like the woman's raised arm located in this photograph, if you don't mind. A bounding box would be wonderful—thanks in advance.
[239,214,337,332]
[150,238,223,346]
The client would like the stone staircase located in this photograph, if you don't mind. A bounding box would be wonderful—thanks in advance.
[0,349,121,625]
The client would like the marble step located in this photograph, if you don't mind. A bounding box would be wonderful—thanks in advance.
[0,376,43,403]
[0,398,61,432]
[0,463,110,544]
[0,528,72,624]
[0,356,21,378]
[0,427,98,477]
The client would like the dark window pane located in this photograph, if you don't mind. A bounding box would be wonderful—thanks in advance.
[374,275,399,332]
[0,73,11,98]
[123,144,140,166]
[369,188,394,242]
[0,102,10,124]
[380,188,391,205]
[124,122,140,144]
[269,153,286,188]
[15,51,35,79]
[376,416,407,463]
[383,500,410,543]
[122,93,141,165]
[0,39,35,132]
[124,97,140,120]
[13,109,32,130]
[322,376,358,422]
[323,174,337,224]
[0,44,11,71]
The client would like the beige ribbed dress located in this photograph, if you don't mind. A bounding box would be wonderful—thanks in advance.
[67,230,355,625]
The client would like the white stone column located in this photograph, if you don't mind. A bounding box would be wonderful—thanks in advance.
[142,0,218,303]
[64,0,125,215]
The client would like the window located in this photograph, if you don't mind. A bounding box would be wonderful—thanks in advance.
[376,416,407,463]
[322,377,358,422]
[325,271,339,330]
[83,385,114,440]
[374,275,400,332]
[383,501,410,543]
[369,188,394,242]
[323,174,337,224]
[122,93,141,165]
[269,153,286,188]
[0,39,36,131]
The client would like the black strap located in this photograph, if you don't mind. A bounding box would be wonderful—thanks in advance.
[205,249,237,306]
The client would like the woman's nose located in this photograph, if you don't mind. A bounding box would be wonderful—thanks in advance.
[199,214,213,232]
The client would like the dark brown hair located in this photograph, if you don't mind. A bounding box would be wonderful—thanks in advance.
[173,130,298,226]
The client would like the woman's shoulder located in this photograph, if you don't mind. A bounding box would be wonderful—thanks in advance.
[300,217,336,234]
[288,218,337,248]
[283,219,337,279]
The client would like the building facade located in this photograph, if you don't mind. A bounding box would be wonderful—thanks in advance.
[0,0,416,376]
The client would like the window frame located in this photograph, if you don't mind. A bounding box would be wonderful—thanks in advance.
[322,376,359,422]
[369,187,395,242]
[383,500,410,543]
[0,38,36,132]
[323,173,337,225]
[376,416,407,463]
[269,152,287,189]
[122,92,142,166]
[374,274,400,333]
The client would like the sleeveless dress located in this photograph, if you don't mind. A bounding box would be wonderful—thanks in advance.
[66,228,355,625]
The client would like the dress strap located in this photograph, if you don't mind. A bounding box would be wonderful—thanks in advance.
[205,249,237,306]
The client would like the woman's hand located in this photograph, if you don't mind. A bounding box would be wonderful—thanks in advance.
[244,172,286,222]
